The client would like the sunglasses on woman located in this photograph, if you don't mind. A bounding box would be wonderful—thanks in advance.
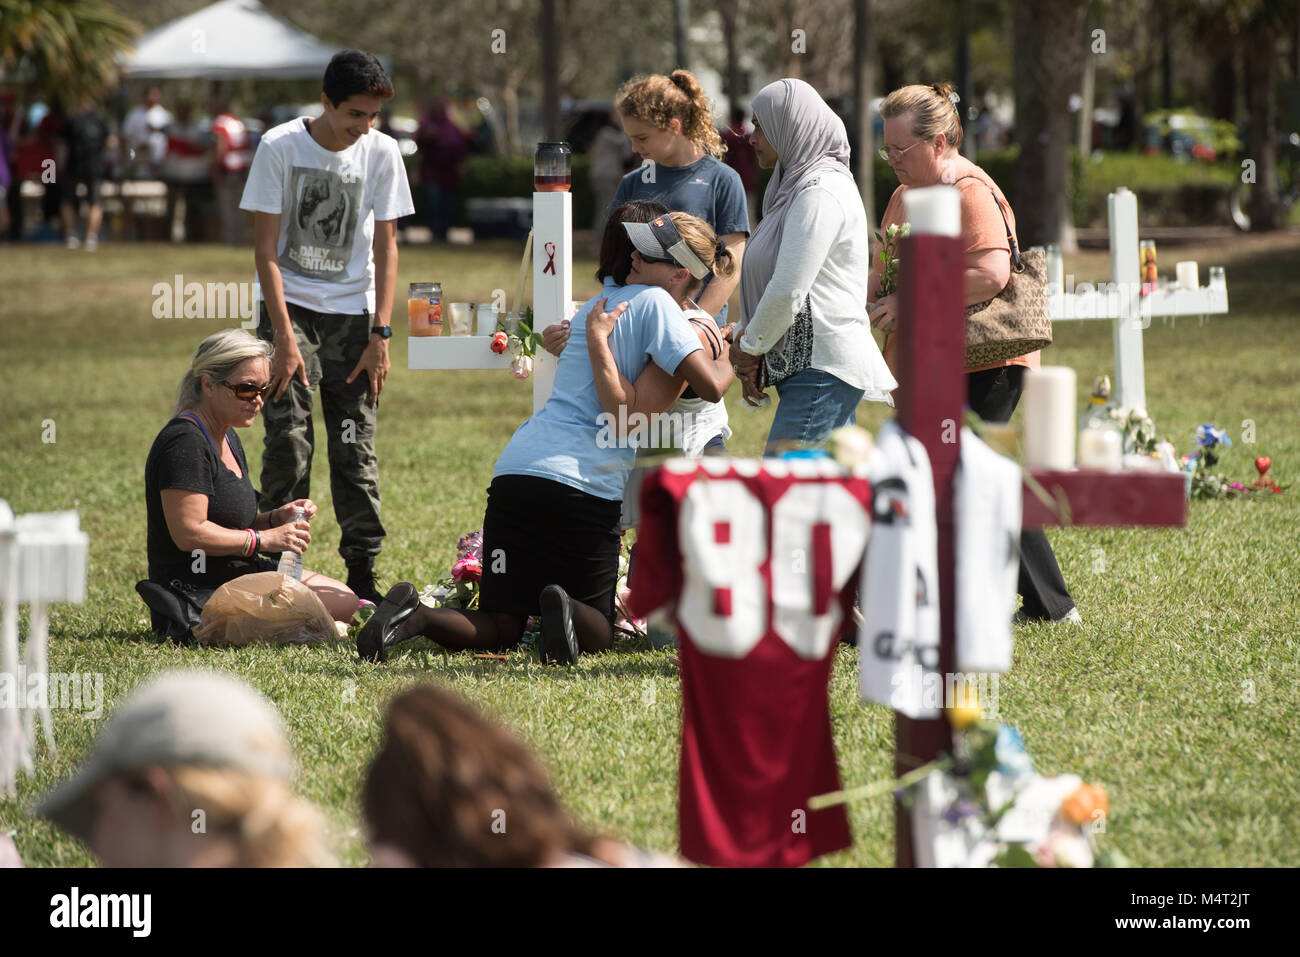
[224,380,272,401]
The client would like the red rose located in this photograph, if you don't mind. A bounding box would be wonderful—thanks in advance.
[490,332,509,354]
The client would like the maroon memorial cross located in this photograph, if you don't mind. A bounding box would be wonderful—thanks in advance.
[890,189,1188,867]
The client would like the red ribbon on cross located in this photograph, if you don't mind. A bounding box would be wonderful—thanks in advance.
[543,242,557,275]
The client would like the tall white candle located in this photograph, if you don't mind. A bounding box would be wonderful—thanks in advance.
[903,186,962,237]
[1175,261,1199,290]
[1023,366,1077,470]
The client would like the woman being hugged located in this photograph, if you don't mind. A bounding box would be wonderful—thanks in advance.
[733,78,896,454]
[143,329,358,632]
[868,82,1079,625]
[604,69,749,455]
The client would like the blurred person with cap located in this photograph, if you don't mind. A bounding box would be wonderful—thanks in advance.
[36,670,330,867]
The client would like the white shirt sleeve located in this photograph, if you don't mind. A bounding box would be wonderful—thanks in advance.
[739,184,844,356]
[239,136,285,214]
[370,138,415,222]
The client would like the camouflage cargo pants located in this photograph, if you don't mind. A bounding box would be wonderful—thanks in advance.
[257,302,384,566]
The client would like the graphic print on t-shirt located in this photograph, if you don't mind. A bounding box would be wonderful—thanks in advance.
[281,166,363,278]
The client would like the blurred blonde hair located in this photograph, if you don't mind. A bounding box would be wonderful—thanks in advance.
[879,82,963,153]
[165,765,333,867]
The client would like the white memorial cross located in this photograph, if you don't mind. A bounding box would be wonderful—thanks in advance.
[0,503,89,796]
[1048,186,1230,411]
[408,191,578,412]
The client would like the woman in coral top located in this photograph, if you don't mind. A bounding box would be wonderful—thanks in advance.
[868,82,1079,625]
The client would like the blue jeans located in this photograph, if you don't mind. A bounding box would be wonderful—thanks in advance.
[764,369,864,456]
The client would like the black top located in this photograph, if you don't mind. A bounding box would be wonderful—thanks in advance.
[145,417,263,589]
[62,111,110,179]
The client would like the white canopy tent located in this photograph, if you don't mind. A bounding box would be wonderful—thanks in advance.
[121,0,346,80]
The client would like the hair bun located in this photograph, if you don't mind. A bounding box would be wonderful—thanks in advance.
[670,70,697,93]
[933,82,960,106]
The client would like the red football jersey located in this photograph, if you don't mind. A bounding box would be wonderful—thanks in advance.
[628,457,871,867]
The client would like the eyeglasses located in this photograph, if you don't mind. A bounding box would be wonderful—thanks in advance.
[878,140,926,163]
[224,380,271,401]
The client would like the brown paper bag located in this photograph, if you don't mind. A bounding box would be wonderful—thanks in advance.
[193,572,335,647]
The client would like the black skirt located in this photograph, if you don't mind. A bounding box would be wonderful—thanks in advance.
[477,475,623,620]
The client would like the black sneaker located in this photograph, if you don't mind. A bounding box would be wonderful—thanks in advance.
[357,582,419,662]
[347,559,385,605]
[538,585,580,666]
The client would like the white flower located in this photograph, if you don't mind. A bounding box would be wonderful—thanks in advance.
[511,355,533,379]
[828,425,873,468]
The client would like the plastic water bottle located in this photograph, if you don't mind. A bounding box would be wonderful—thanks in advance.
[276,506,307,580]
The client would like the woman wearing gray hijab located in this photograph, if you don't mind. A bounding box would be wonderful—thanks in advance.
[733,78,896,454]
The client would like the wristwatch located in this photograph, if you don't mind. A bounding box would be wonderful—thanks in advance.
[370,325,392,339]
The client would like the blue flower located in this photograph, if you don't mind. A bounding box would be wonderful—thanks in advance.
[941,798,982,824]
[1196,424,1231,448]
[994,725,1035,780]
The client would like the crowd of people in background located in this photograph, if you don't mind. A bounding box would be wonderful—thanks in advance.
[0,85,255,246]
[2,78,800,252]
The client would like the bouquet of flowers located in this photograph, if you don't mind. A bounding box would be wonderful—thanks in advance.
[490,306,544,379]
[874,222,909,298]
[812,686,1125,868]
[614,534,648,643]
[420,530,484,610]
[1183,423,1243,500]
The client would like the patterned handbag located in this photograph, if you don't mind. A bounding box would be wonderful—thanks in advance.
[762,293,815,387]
[959,178,1052,368]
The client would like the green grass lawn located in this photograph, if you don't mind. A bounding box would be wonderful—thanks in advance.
[1,233,1298,867]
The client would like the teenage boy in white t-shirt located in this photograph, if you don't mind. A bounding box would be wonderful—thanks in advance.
[240,49,415,604]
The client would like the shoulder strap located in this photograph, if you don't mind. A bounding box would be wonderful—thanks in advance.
[952,175,1023,272]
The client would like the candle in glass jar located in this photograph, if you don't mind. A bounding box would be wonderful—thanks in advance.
[1078,425,1122,470]
[534,142,572,192]
[1023,366,1076,470]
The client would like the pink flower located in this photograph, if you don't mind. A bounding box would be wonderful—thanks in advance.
[452,556,482,583]
[511,355,533,379]
[490,331,509,354]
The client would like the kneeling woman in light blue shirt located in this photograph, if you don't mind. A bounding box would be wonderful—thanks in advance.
[358,204,735,666]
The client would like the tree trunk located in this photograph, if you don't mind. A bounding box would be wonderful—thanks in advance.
[1012,0,1087,250]
[674,0,690,70]
[854,0,875,230]
[540,0,561,141]
[1244,15,1281,231]
[955,0,973,158]
[502,67,521,156]
[716,0,746,114]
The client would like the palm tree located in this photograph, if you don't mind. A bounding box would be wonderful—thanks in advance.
[0,0,138,103]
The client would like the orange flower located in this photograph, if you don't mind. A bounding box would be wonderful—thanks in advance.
[1060,783,1109,825]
